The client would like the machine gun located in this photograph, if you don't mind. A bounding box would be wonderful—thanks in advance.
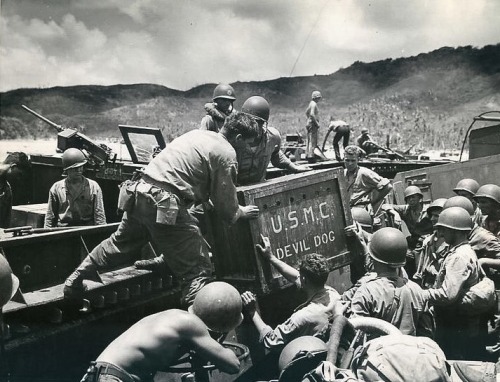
[21,105,113,164]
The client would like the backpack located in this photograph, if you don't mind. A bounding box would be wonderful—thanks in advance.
[351,335,451,382]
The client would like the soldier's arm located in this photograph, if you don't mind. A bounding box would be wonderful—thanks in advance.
[93,184,107,225]
[423,255,472,304]
[44,187,58,228]
[256,235,300,284]
[188,324,240,374]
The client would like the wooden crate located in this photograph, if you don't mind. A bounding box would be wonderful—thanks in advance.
[209,168,352,294]
[10,203,48,228]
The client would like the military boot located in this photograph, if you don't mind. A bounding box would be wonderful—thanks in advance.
[134,254,167,272]
[63,256,99,299]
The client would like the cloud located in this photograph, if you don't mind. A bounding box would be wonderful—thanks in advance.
[0,0,499,92]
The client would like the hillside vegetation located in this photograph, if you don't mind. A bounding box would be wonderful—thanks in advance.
[1,44,499,152]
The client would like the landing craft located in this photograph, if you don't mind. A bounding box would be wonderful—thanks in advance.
[1,108,500,381]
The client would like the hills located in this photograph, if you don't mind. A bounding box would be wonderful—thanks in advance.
[1,43,499,152]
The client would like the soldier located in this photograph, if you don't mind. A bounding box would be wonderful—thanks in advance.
[44,148,106,228]
[305,91,322,163]
[200,83,236,132]
[80,282,243,382]
[453,178,483,226]
[413,198,448,288]
[241,236,340,351]
[0,164,13,228]
[382,185,429,248]
[474,184,500,238]
[356,128,378,155]
[327,119,350,161]
[344,207,374,283]
[237,96,310,185]
[421,206,484,360]
[443,196,500,261]
[347,228,429,336]
[63,112,261,306]
[0,254,19,308]
[343,145,393,214]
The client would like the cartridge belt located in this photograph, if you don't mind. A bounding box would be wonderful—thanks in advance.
[139,175,193,205]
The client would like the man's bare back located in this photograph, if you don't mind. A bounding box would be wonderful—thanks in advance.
[96,309,240,381]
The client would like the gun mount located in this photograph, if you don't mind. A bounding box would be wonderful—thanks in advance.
[21,105,112,164]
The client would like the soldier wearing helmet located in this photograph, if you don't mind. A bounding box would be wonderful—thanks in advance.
[305,91,322,163]
[0,254,19,308]
[200,84,236,132]
[44,148,106,228]
[382,185,428,252]
[453,178,483,225]
[421,206,484,360]
[80,282,242,382]
[347,228,429,336]
[344,207,374,283]
[356,128,379,155]
[443,196,500,261]
[413,198,449,288]
[474,184,500,238]
[343,145,392,214]
[241,236,340,353]
[237,96,310,185]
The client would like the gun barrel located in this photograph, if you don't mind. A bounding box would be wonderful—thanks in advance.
[22,104,64,132]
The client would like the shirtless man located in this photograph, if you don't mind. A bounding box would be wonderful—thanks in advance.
[80,282,243,382]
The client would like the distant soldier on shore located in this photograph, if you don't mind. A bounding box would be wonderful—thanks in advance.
[305,91,322,163]
[327,118,350,162]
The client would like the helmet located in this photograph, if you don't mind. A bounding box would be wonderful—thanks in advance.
[369,227,407,267]
[212,84,236,101]
[435,206,472,231]
[404,185,423,200]
[426,198,447,214]
[189,282,243,333]
[0,255,20,307]
[62,148,87,171]
[361,128,369,134]
[453,178,480,196]
[311,91,322,100]
[278,336,327,372]
[474,184,500,205]
[351,207,373,229]
[443,196,474,216]
[241,96,270,122]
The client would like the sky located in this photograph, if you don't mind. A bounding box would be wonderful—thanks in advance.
[1,0,499,93]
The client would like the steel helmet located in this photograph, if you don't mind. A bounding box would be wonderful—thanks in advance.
[443,196,474,216]
[311,91,322,100]
[453,178,480,196]
[212,84,236,101]
[474,184,500,205]
[278,336,327,372]
[0,255,19,307]
[435,206,472,231]
[369,227,407,267]
[404,185,423,200]
[62,148,87,171]
[351,207,373,229]
[189,282,243,333]
[426,198,447,215]
[241,96,270,122]
[361,128,369,134]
